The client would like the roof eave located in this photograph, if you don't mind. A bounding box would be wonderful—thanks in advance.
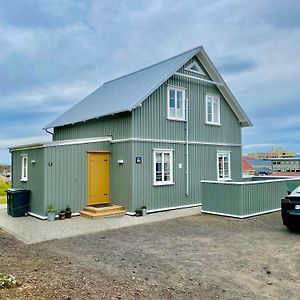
[197,48,252,128]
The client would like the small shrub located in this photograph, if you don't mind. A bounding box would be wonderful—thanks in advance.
[0,179,10,196]
[0,273,17,289]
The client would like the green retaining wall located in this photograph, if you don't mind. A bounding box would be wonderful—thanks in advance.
[201,178,300,218]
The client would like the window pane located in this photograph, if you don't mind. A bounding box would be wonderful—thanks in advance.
[213,99,219,123]
[156,153,162,162]
[169,89,175,108]
[177,91,182,102]
[156,162,162,181]
[218,155,223,178]
[224,156,229,177]
[169,107,175,118]
[207,100,212,122]
[163,153,170,182]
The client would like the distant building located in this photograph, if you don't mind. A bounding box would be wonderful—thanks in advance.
[270,158,300,173]
[271,172,300,177]
[247,148,296,159]
[245,159,272,175]
[242,158,255,177]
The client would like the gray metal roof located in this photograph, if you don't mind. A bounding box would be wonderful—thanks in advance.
[44,46,252,129]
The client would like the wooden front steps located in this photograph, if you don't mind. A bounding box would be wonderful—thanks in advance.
[80,204,126,219]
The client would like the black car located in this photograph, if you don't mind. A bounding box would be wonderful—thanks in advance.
[281,186,300,230]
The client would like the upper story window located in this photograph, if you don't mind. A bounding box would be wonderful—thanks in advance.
[153,149,174,186]
[217,151,231,181]
[167,86,185,121]
[21,154,28,182]
[206,94,220,125]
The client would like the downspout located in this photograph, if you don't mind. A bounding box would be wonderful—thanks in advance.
[185,96,189,196]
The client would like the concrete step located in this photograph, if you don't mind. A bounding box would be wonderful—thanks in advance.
[80,205,126,219]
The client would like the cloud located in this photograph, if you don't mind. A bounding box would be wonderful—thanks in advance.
[0,0,300,164]
[217,56,257,75]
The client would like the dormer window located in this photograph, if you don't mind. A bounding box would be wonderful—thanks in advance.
[167,86,185,121]
[185,61,205,76]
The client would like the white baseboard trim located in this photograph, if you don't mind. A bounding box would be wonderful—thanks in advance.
[201,208,281,219]
[28,211,80,220]
[28,212,47,220]
[127,203,202,216]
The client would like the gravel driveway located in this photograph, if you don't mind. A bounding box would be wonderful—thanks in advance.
[0,211,299,299]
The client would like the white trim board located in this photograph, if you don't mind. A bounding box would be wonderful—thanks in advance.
[201,177,300,185]
[10,137,112,151]
[111,137,242,147]
[201,208,281,219]
[28,211,80,220]
[127,203,202,215]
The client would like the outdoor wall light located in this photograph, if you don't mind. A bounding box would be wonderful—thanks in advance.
[117,160,124,164]
[31,160,36,164]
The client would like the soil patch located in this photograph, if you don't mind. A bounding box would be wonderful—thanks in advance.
[0,212,299,299]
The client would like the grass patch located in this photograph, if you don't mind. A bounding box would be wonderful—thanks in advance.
[0,177,10,204]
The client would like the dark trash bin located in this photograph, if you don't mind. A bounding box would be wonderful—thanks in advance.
[6,189,30,217]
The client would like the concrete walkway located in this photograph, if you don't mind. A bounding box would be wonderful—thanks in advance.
[0,206,201,244]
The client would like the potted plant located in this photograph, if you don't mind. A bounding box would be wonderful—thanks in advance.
[135,207,142,217]
[65,205,72,219]
[141,206,147,216]
[47,204,56,221]
[59,210,65,220]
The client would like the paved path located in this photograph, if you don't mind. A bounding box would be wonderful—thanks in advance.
[0,204,7,210]
[0,206,201,244]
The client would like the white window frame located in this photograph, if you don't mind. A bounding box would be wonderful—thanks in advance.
[167,86,186,121]
[206,94,221,125]
[185,61,206,76]
[217,151,231,181]
[21,154,28,182]
[153,149,174,186]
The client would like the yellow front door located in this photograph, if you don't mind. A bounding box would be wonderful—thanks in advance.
[88,152,110,205]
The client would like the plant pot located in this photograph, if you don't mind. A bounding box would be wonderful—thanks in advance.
[135,209,142,217]
[141,207,147,216]
[59,212,65,220]
[65,210,72,219]
[47,212,56,221]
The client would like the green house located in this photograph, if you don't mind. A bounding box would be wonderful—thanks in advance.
[10,46,252,218]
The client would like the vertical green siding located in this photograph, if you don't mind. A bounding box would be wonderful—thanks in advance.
[44,142,111,214]
[11,148,45,215]
[132,55,241,144]
[131,141,241,212]
[110,142,133,211]
[202,178,300,217]
[53,112,132,141]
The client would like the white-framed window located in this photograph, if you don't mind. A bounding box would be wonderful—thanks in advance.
[206,94,220,125]
[153,149,174,185]
[21,154,28,182]
[167,86,185,121]
[217,151,231,180]
[185,61,206,76]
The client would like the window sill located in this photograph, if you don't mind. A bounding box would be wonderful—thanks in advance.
[153,182,174,186]
[167,117,186,122]
[206,122,221,126]
[218,178,232,182]
[20,179,28,182]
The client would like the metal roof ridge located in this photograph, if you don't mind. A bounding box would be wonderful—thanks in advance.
[103,45,203,85]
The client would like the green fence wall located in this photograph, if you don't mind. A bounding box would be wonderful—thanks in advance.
[202,178,300,218]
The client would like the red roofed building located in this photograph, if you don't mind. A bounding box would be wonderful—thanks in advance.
[242,158,255,177]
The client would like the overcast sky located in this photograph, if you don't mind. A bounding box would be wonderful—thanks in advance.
[1,0,300,164]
